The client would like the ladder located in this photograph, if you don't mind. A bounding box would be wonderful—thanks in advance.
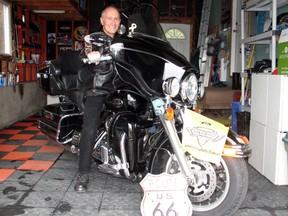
[197,0,212,92]
[197,0,212,49]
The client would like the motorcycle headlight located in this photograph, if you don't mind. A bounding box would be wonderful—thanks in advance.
[180,73,199,103]
[162,77,180,98]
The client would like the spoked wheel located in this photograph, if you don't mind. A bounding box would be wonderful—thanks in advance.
[165,155,234,213]
[149,143,249,216]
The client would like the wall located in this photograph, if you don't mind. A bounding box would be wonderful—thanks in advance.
[0,82,46,129]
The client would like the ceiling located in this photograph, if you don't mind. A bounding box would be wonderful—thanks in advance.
[11,0,88,21]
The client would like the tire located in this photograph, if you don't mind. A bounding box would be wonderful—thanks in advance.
[149,138,249,216]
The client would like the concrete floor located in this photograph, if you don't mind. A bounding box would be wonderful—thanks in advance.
[0,117,288,216]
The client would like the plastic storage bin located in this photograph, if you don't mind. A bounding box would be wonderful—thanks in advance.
[231,101,242,132]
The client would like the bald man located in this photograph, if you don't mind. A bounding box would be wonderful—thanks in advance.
[75,5,121,192]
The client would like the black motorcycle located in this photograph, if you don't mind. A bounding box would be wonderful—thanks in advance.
[37,3,251,216]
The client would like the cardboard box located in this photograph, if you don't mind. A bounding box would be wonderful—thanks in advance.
[278,28,288,75]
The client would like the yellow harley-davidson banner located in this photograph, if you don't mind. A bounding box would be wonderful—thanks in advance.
[182,109,229,164]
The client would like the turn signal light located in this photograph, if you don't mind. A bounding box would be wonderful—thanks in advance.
[239,135,249,144]
[222,148,237,157]
[165,107,174,121]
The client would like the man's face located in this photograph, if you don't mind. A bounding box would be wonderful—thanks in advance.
[100,7,121,38]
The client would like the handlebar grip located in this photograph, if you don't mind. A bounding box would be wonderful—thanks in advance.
[81,55,113,64]
[82,58,90,64]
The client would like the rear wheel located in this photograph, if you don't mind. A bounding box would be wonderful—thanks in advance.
[149,138,249,216]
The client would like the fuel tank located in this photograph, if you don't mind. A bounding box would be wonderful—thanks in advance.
[105,89,148,114]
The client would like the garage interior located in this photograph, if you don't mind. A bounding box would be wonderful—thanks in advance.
[0,0,288,215]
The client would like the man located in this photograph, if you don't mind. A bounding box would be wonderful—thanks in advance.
[74,5,121,192]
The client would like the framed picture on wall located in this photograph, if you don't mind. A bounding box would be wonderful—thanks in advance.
[74,41,84,51]
[58,46,72,53]
[74,26,88,42]
[57,33,72,45]
[48,33,56,44]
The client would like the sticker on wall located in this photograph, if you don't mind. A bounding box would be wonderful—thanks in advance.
[74,26,88,41]
[48,33,56,44]
[74,41,84,51]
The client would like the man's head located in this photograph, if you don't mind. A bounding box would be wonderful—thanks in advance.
[100,6,121,38]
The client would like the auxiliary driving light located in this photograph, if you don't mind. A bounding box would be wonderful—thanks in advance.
[162,77,180,98]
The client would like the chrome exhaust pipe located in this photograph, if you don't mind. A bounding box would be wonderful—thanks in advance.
[119,132,131,178]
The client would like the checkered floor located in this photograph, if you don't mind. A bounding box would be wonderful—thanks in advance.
[0,116,143,216]
[0,117,64,182]
[1,116,288,216]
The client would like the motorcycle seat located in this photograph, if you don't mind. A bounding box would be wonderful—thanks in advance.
[48,50,88,111]
[53,51,83,90]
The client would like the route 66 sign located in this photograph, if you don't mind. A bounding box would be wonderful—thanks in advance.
[140,173,192,216]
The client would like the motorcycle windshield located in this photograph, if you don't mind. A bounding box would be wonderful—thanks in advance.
[113,4,196,98]
[127,9,167,42]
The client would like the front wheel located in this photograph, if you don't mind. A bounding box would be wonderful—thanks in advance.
[149,142,249,216]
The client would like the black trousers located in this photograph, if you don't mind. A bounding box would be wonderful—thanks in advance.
[78,94,107,174]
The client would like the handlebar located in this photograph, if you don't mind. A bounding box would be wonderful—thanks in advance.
[81,55,113,64]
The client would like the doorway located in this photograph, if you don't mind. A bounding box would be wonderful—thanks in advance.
[161,23,191,60]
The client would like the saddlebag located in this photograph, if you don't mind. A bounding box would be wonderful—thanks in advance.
[38,103,83,144]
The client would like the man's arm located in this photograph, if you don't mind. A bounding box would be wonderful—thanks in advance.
[84,42,93,56]
[82,34,101,64]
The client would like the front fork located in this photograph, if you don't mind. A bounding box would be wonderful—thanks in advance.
[152,98,196,184]
[159,113,196,185]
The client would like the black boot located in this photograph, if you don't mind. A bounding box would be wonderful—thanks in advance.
[74,173,89,192]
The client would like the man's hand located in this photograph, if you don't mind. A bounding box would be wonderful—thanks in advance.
[87,51,100,65]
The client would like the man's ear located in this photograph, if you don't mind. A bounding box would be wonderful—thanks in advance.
[100,17,103,26]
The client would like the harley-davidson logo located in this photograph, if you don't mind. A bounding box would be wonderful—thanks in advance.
[112,98,124,108]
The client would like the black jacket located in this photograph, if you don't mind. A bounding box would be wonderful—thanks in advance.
[80,31,117,96]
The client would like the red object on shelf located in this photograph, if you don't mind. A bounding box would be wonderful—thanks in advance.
[272,68,278,75]
[234,91,241,102]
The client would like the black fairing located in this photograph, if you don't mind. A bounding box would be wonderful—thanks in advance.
[112,35,199,97]
[109,6,199,97]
